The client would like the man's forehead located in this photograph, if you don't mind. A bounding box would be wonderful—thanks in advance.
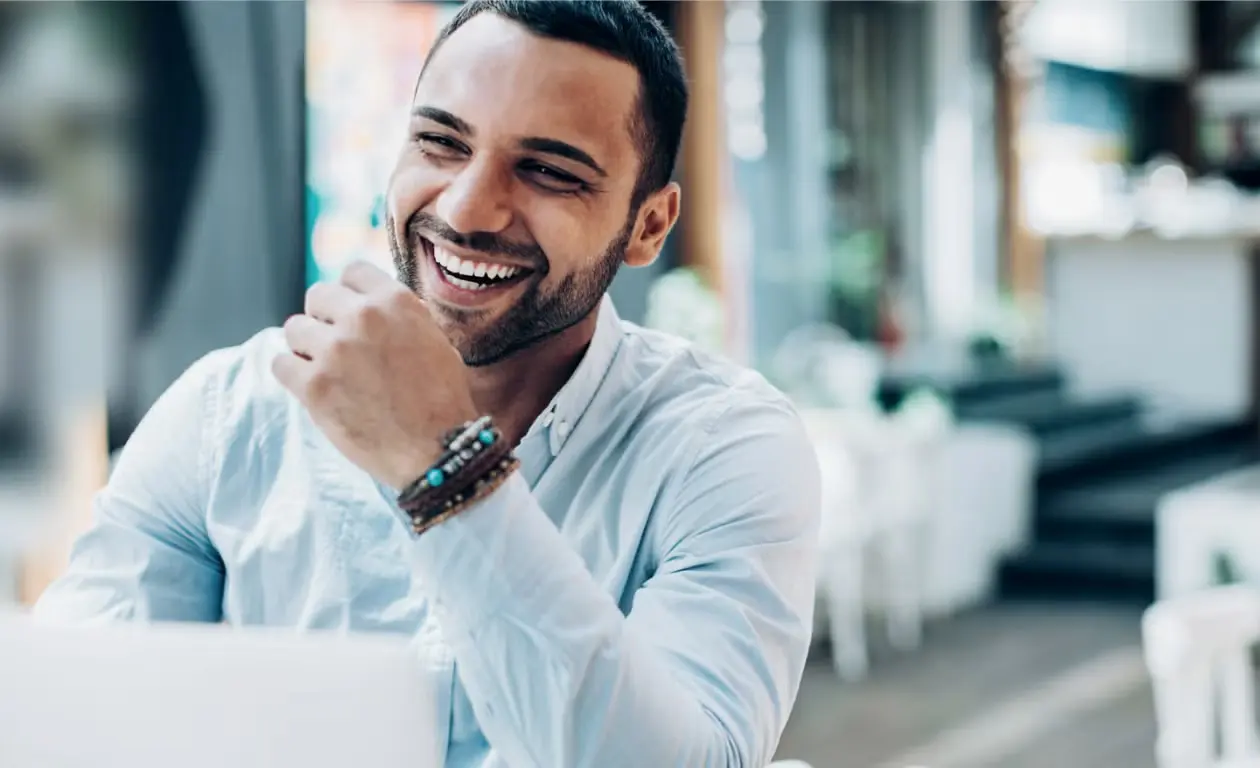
[415,14,641,163]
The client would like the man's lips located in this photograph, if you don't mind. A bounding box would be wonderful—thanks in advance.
[431,245,532,277]
[419,240,535,300]
[418,234,539,270]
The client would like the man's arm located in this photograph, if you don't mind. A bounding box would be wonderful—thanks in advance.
[408,400,820,768]
[34,354,226,623]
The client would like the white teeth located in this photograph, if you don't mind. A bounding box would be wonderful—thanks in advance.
[432,247,523,288]
[446,275,487,291]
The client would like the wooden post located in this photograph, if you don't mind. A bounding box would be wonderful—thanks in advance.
[995,1,1044,307]
[17,404,109,605]
[673,0,727,296]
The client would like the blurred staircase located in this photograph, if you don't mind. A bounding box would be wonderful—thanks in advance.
[880,360,1260,604]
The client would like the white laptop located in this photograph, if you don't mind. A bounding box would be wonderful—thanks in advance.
[0,613,439,768]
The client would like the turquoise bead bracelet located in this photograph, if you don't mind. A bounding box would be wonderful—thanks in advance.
[396,416,514,524]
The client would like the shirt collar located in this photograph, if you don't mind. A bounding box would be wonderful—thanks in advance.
[526,295,624,457]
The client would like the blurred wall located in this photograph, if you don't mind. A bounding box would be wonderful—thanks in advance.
[739,0,832,366]
[922,0,1005,342]
[134,2,304,412]
[1047,237,1253,419]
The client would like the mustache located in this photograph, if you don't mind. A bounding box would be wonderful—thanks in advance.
[406,211,547,273]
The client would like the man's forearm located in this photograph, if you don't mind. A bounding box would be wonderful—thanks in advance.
[406,474,741,768]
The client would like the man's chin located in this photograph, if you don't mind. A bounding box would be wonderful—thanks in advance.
[425,311,498,366]
[425,295,497,336]
[445,318,539,367]
[452,335,515,368]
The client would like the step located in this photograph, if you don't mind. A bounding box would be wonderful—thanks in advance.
[1034,447,1260,545]
[879,360,1064,411]
[997,542,1155,603]
[955,391,1142,435]
[1037,418,1256,486]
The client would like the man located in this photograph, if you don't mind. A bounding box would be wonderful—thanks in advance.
[36,2,821,766]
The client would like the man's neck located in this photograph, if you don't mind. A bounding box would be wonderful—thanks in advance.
[467,310,600,447]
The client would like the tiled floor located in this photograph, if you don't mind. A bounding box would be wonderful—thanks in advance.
[774,603,1156,768]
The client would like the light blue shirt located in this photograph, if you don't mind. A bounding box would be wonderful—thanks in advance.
[36,298,820,768]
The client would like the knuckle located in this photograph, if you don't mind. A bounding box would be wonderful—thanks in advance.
[305,369,334,400]
[341,260,369,283]
[325,332,353,360]
[304,283,324,309]
[356,300,388,331]
[386,288,415,313]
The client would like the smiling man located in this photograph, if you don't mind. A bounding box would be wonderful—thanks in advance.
[36,2,821,766]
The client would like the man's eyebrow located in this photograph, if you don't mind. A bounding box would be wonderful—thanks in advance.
[410,108,607,178]
[519,137,607,178]
[410,106,474,136]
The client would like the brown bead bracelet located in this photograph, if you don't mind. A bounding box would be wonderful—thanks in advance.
[405,454,520,536]
[397,417,519,535]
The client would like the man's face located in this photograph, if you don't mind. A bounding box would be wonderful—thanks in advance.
[387,14,672,366]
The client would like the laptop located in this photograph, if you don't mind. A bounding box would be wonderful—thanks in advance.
[0,613,439,768]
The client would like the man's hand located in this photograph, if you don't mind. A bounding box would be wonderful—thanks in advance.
[272,260,479,490]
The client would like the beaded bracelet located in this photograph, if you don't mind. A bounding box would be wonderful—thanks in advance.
[401,433,507,514]
[406,454,520,536]
[397,416,496,508]
[396,416,519,535]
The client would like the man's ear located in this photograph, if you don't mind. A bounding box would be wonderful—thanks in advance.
[624,182,681,268]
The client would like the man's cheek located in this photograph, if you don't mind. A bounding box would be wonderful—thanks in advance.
[386,164,435,231]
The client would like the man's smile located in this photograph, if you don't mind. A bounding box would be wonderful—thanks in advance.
[420,239,536,308]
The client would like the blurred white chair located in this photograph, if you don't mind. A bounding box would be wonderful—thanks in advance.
[925,421,1037,617]
[1143,584,1260,768]
[803,408,868,681]
[770,323,882,414]
[781,326,943,679]
[803,404,941,680]
[1157,465,1260,600]
[769,761,814,768]
[875,391,951,651]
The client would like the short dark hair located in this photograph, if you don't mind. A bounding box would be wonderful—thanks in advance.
[424,0,688,205]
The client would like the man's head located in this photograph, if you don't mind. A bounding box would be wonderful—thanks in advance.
[387,0,687,366]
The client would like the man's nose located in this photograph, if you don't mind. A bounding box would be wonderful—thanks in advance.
[434,158,513,236]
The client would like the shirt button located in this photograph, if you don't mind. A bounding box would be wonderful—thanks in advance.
[557,420,570,438]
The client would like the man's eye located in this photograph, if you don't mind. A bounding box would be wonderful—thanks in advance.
[521,162,586,193]
[413,133,465,157]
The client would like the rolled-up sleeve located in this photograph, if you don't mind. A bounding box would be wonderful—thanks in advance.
[34,353,227,623]
[407,401,821,768]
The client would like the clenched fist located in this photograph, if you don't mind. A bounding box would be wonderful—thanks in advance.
[273,260,479,490]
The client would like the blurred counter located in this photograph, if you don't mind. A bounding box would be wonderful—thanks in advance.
[1045,232,1258,420]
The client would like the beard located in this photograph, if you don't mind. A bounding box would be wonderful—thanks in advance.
[388,209,632,367]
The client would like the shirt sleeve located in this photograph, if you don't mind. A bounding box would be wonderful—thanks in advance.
[407,400,821,768]
[33,353,227,623]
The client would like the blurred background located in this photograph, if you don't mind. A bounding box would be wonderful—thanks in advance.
[6,1,1260,766]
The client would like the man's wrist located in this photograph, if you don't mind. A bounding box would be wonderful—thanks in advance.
[382,453,442,493]
[381,415,480,491]
[392,416,519,536]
